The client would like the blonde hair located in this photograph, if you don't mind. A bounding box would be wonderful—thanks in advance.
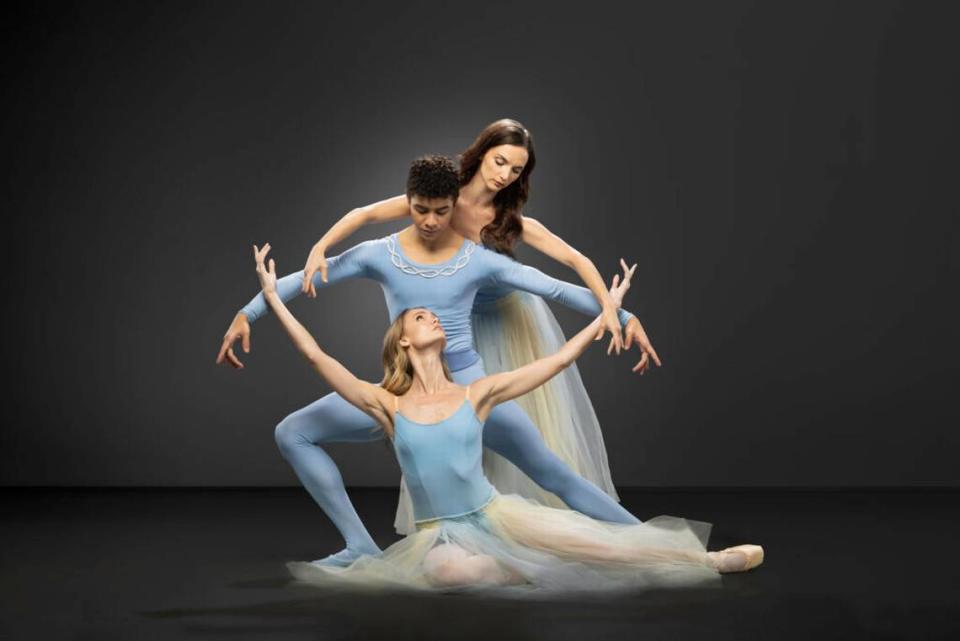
[381,309,453,395]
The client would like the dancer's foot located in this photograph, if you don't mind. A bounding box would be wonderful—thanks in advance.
[708,544,764,573]
[311,546,381,568]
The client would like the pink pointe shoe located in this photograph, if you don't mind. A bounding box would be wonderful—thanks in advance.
[709,544,764,573]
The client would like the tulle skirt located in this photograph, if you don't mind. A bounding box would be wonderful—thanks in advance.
[290,492,720,595]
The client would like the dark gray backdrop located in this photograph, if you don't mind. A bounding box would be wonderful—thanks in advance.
[3,1,957,487]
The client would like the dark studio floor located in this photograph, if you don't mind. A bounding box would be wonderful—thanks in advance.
[1,487,957,641]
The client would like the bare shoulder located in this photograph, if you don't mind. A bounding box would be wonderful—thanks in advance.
[364,383,396,413]
[519,215,549,241]
[467,374,499,402]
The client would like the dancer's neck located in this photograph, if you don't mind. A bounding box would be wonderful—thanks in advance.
[406,349,454,397]
[458,174,497,208]
[398,226,465,262]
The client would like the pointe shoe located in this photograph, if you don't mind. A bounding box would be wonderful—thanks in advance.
[710,544,764,573]
[310,546,381,569]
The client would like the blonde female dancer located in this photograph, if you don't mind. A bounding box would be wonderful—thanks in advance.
[300,119,661,533]
[252,243,762,593]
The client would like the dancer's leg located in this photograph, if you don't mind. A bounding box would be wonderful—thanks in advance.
[483,401,640,524]
[274,391,383,558]
[451,363,640,525]
[495,508,710,566]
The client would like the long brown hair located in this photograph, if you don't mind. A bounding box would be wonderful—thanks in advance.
[458,118,537,256]
[380,309,453,396]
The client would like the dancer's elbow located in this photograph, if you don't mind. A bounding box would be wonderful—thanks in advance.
[304,346,327,366]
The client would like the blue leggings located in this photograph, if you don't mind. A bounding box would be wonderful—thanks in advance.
[274,359,639,553]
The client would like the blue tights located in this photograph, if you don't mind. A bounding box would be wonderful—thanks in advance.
[274,359,640,554]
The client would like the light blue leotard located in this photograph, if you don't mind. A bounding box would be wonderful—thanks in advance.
[240,232,640,558]
[392,397,496,524]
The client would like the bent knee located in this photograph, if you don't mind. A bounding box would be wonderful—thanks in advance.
[426,559,477,587]
[424,544,471,587]
[274,415,312,456]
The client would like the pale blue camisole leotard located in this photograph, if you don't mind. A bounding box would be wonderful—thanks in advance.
[391,390,496,524]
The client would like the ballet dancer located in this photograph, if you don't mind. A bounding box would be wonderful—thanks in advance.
[250,242,763,593]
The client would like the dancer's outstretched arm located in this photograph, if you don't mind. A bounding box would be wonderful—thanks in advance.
[303,196,408,293]
[252,243,396,433]
[519,216,625,350]
[483,249,636,329]
[470,267,635,423]
[301,198,627,351]
[483,249,661,372]
[216,239,377,370]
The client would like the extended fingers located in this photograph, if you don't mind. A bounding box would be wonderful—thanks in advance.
[216,339,229,364]
[607,332,623,355]
[253,242,271,263]
[225,347,244,369]
[619,258,638,289]
[620,258,637,293]
[647,345,662,367]
[632,351,649,374]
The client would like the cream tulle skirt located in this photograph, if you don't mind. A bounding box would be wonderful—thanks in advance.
[290,492,721,594]
[393,291,620,534]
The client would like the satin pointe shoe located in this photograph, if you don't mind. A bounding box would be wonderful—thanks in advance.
[709,544,764,573]
[310,546,381,569]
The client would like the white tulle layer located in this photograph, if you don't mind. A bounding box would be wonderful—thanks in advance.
[290,492,721,595]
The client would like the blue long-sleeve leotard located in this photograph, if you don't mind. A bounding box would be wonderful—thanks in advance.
[241,233,634,369]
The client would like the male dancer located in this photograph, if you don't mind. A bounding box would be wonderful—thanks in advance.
[217,155,642,566]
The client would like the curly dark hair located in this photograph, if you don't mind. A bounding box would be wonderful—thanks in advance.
[459,119,536,256]
[406,154,460,201]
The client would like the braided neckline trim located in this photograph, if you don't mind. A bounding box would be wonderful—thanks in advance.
[386,234,476,278]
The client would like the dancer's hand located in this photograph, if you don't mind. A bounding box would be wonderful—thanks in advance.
[602,259,637,355]
[594,258,637,354]
[254,243,278,294]
[216,312,251,369]
[622,316,662,375]
[302,243,328,298]
[608,258,637,308]
[598,305,624,352]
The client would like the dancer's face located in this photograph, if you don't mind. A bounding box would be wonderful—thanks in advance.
[399,308,446,351]
[408,195,455,241]
[478,144,528,193]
